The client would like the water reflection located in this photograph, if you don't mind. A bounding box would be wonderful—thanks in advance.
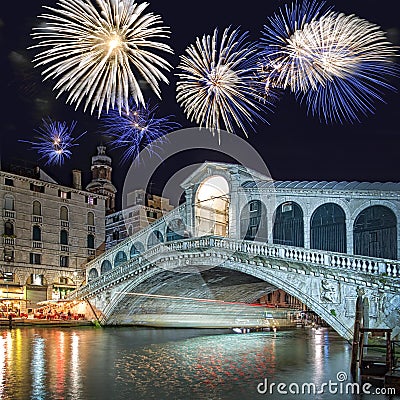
[0,327,394,400]
[31,336,46,399]
[70,333,81,399]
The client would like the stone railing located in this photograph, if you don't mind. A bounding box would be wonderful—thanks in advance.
[72,235,400,300]
[164,236,400,278]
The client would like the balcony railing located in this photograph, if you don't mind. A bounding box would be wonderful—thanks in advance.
[32,215,43,223]
[2,237,15,246]
[3,210,15,219]
[60,245,69,252]
[88,226,96,233]
[32,241,42,249]
[87,249,96,256]
[61,220,69,228]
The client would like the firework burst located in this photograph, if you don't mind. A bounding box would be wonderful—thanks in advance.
[176,27,271,136]
[297,12,399,123]
[259,0,329,93]
[259,1,398,123]
[20,118,86,166]
[30,0,173,117]
[101,99,180,163]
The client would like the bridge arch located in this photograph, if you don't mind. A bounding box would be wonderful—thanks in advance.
[273,201,304,247]
[130,242,145,258]
[101,260,112,274]
[310,203,346,253]
[240,199,268,241]
[147,230,164,249]
[195,175,230,237]
[88,268,99,281]
[114,251,127,267]
[166,219,186,242]
[99,260,353,339]
[353,205,397,260]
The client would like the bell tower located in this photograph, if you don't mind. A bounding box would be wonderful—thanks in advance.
[86,145,117,214]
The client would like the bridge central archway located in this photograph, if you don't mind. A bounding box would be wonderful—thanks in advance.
[195,176,230,237]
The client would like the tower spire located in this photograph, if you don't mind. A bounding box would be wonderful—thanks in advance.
[86,145,117,214]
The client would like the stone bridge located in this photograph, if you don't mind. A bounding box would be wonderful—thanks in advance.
[70,235,400,340]
[69,162,400,339]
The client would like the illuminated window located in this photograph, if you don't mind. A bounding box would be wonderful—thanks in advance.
[196,176,229,237]
[3,272,13,282]
[31,273,43,285]
[58,190,71,199]
[86,196,97,205]
[3,249,14,262]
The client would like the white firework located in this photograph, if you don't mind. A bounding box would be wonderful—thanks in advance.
[176,27,268,136]
[260,3,398,95]
[294,12,398,89]
[30,0,173,116]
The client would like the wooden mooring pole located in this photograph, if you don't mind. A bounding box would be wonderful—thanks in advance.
[350,287,364,379]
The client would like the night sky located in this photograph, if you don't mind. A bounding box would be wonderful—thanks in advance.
[0,0,399,207]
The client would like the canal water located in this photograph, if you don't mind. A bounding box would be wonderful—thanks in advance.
[0,326,397,400]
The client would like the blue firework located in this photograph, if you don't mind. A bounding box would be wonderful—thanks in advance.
[101,100,180,163]
[295,12,399,124]
[299,61,399,124]
[20,118,85,166]
[259,1,399,123]
[258,0,330,93]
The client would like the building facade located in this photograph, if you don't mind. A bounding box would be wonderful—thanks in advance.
[105,189,174,250]
[0,166,106,313]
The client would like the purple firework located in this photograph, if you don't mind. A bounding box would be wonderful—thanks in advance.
[101,99,180,164]
[20,118,86,166]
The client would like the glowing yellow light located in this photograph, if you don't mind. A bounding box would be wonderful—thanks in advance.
[108,34,122,51]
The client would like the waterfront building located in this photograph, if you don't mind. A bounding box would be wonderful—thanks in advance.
[0,163,107,313]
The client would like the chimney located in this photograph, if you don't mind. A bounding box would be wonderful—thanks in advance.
[72,169,82,190]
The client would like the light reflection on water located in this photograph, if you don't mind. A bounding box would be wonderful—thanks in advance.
[0,327,396,400]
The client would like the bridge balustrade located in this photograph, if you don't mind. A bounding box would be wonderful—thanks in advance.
[73,235,400,301]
